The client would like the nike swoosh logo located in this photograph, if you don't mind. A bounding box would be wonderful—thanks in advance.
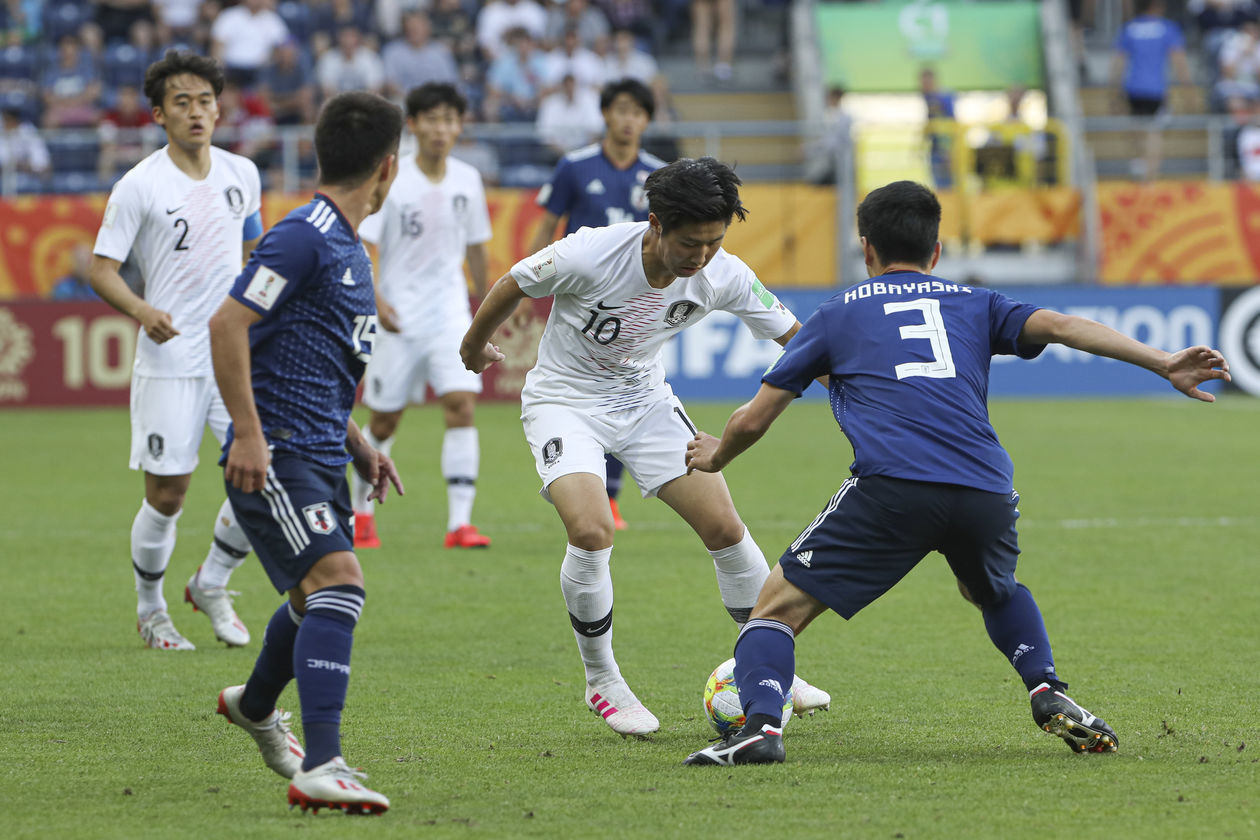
[165,207,183,215]
[596,300,622,310]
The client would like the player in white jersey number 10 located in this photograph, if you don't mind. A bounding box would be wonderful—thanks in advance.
[89,50,263,652]
[461,157,832,738]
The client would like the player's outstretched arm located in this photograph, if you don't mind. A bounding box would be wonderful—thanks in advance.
[1019,309,1231,402]
[686,383,797,474]
[88,255,180,343]
[347,418,404,504]
[460,273,525,373]
[209,297,268,492]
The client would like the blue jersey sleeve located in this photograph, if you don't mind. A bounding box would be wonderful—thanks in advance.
[988,291,1045,359]
[541,158,577,217]
[242,210,263,241]
[229,218,323,319]
[762,308,831,396]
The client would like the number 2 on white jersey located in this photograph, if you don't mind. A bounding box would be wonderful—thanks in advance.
[883,298,956,379]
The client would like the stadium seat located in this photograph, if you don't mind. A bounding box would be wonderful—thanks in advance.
[277,1,310,41]
[49,170,108,194]
[0,44,36,81]
[102,43,151,89]
[46,134,101,173]
[42,2,92,43]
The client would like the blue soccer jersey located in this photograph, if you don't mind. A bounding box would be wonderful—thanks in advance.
[225,194,378,467]
[763,272,1044,494]
[537,144,666,234]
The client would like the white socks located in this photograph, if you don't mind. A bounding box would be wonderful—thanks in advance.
[131,499,181,617]
[560,543,618,683]
[443,427,479,531]
[709,527,771,625]
[197,499,251,589]
[351,429,393,514]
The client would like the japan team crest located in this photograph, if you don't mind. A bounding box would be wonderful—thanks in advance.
[303,502,338,535]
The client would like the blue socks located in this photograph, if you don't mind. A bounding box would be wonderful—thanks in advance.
[982,583,1059,690]
[294,585,365,771]
[733,619,796,726]
[239,602,304,722]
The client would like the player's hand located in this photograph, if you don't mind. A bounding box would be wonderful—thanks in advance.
[224,432,270,493]
[351,446,405,503]
[461,340,504,373]
[685,432,724,475]
[378,300,401,333]
[138,303,180,344]
[1165,345,1230,402]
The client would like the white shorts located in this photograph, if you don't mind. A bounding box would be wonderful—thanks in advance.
[362,328,481,412]
[522,395,698,501]
[129,374,229,475]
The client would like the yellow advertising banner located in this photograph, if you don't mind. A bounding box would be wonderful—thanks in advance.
[1097,181,1260,284]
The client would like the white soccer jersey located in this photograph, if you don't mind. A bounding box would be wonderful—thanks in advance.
[510,222,797,413]
[94,146,262,378]
[359,155,492,337]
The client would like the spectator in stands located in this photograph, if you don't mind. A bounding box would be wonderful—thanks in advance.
[316,24,386,99]
[260,37,316,126]
[543,0,610,51]
[51,243,100,301]
[307,0,378,56]
[430,0,480,93]
[94,0,154,45]
[484,26,548,121]
[806,85,853,186]
[1190,0,1259,86]
[1235,96,1260,178]
[211,0,290,88]
[690,0,734,83]
[1108,0,1192,178]
[98,82,156,179]
[0,105,50,181]
[383,10,460,101]
[641,72,679,162]
[920,67,956,188]
[151,0,204,44]
[1215,20,1260,114]
[41,32,102,129]
[536,72,603,159]
[604,26,657,84]
[476,0,547,61]
[452,110,502,184]
[597,0,652,45]
[544,25,606,95]
[216,78,276,167]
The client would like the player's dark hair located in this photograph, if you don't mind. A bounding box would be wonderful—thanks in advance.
[645,157,746,233]
[315,92,403,187]
[405,82,467,118]
[600,77,655,119]
[856,181,941,267]
[142,49,225,109]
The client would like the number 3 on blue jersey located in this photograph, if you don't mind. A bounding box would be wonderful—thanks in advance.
[884,298,956,379]
[351,314,378,363]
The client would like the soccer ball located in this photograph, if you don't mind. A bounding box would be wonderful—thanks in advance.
[702,657,793,735]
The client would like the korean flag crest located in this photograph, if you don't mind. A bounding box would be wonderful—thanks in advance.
[303,502,338,535]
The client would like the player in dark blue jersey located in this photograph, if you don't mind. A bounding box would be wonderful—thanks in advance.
[207,92,405,813]
[682,180,1231,766]
[529,77,667,529]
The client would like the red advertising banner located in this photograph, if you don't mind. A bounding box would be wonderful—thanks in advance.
[0,298,554,408]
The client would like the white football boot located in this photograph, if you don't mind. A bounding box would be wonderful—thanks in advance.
[217,684,305,779]
[288,757,390,815]
[185,566,250,647]
[137,609,195,650]
[585,679,660,738]
[790,675,831,717]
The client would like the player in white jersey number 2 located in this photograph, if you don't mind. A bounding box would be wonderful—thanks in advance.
[351,83,493,551]
[90,51,261,651]
[461,158,831,737]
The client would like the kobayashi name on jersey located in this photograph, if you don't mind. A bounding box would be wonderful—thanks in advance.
[844,279,975,304]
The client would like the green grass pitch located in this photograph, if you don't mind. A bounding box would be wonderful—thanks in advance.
[3,397,1257,839]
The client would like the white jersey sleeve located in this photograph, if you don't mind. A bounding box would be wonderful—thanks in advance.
[709,251,798,340]
[509,226,603,300]
[94,171,145,263]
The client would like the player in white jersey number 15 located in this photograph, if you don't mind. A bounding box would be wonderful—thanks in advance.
[350,83,493,551]
[89,50,262,652]
[461,157,832,738]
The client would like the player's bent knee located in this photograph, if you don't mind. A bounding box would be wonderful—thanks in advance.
[566,522,615,552]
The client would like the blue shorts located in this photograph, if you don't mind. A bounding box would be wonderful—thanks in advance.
[225,452,354,594]
[779,475,1021,619]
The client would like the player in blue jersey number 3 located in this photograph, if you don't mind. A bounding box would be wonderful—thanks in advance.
[682,180,1231,767]
[208,92,405,813]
